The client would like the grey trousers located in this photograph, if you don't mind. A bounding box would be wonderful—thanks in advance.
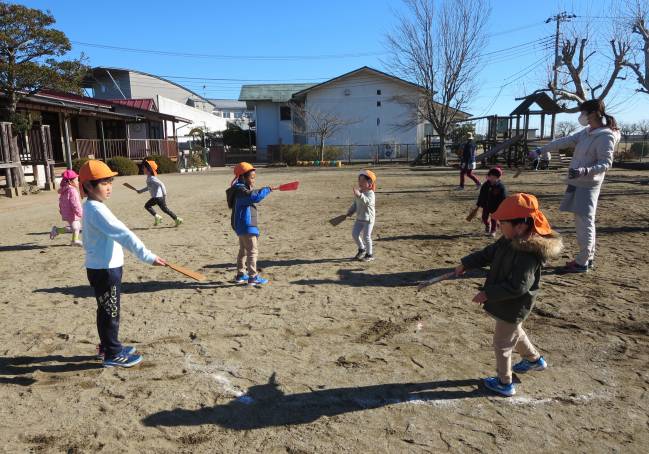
[574,213,596,266]
[352,220,374,255]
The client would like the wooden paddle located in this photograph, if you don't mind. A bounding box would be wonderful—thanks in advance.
[123,182,138,191]
[466,206,479,222]
[277,181,299,191]
[329,214,347,226]
[166,262,206,281]
[417,271,455,291]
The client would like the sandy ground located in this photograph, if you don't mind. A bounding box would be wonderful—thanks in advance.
[0,165,648,453]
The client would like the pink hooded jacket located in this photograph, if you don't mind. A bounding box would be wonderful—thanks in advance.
[58,181,83,222]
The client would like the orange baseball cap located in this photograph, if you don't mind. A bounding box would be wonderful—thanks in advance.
[359,169,377,189]
[492,193,552,235]
[143,159,158,176]
[78,160,118,197]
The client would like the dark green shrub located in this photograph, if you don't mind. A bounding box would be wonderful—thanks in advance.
[322,146,343,161]
[630,142,649,158]
[106,156,138,176]
[71,158,89,173]
[145,154,177,173]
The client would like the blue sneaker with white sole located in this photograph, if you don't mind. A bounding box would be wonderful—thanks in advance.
[103,350,143,368]
[96,345,136,360]
[483,377,516,397]
[513,356,547,374]
[233,273,249,284]
[248,275,269,286]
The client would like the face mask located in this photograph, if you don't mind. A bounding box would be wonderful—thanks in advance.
[578,112,589,126]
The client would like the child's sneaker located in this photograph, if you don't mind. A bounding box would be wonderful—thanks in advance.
[174,217,183,227]
[483,377,516,397]
[475,182,481,189]
[454,186,465,191]
[50,226,58,240]
[248,275,269,286]
[561,261,588,273]
[103,351,142,368]
[71,239,83,247]
[233,273,249,284]
[153,215,163,226]
[362,253,375,262]
[96,345,136,360]
[513,356,547,374]
[353,249,366,260]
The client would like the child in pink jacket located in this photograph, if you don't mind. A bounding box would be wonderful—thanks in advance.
[50,169,83,246]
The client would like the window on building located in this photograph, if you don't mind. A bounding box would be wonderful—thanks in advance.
[280,106,291,121]
[377,101,381,107]
[377,89,382,95]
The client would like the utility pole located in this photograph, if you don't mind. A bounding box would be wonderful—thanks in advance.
[546,11,576,139]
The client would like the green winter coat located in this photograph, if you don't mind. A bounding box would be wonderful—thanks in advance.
[461,232,563,324]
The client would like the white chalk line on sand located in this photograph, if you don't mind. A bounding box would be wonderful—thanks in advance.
[184,355,254,403]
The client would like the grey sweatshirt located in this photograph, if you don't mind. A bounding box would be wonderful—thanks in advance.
[138,175,167,198]
[540,127,620,188]
[347,190,375,222]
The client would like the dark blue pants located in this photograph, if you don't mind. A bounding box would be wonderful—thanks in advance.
[87,267,123,359]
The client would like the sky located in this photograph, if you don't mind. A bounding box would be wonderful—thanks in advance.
[14,0,649,127]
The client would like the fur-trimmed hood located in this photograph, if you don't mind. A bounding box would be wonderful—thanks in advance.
[512,231,563,262]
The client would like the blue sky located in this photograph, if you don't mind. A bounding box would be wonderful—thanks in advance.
[16,0,649,125]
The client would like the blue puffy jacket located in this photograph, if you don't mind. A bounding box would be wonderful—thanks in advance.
[227,182,271,236]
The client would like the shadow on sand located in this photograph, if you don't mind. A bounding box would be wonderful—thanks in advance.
[33,280,234,298]
[142,373,487,430]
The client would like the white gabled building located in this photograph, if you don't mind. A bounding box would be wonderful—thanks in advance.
[239,66,470,161]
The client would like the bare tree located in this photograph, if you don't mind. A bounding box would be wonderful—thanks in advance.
[385,0,489,166]
[637,119,649,160]
[556,120,579,137]
[289,102,357,161]
[623,0,649,94]
[547,30,631,111]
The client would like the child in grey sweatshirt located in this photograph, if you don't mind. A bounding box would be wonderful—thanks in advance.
[347,170,376,261]
[137,160,183,227]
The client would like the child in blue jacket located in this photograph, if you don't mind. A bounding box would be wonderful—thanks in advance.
[226,162,275,286]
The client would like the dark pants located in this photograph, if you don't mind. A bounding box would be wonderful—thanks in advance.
[460,168,480,187]
[87,267,123,359]
[145,197,177,219]
[482,208,498,233]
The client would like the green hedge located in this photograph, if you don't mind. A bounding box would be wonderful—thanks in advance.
[280,144,343,165]
[71,158,89,174]
[106,156,138,176]
[145,155,177,174]
[630,142,649,158]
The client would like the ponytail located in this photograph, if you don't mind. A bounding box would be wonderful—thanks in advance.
[604,113,618,131]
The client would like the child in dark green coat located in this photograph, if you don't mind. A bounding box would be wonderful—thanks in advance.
[456,193,563,396]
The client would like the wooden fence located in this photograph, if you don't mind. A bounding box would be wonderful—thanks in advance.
[75,138,178,161]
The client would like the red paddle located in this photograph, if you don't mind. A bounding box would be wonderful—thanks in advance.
[277,181,299,191]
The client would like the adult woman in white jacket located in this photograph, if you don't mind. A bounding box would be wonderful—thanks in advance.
[532,99,620,273]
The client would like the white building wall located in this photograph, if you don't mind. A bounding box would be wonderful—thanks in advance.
[303,74,421,147]
[156,95,227,143]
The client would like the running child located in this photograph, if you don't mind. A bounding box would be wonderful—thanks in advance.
[79,160,166,368]
[50,169,83,246]
[347,169,376,262]
[137,160,183,227]
[455,193,563,396]
[226,162,274,286]
[476,167,507,237]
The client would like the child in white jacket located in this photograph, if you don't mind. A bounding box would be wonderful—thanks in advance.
[347,170,376,262]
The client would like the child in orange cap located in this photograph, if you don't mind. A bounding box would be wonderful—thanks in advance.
[455,193,563,396]
[136,159,183,227]
[347,169,376,261]
[50,169,83,246]
[226,162,276,286]
[79,160,166,368]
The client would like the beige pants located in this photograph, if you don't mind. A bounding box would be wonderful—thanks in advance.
[237,234,258,277]
[493,319,540,384]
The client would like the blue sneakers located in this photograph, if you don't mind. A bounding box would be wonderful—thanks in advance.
[513,356,547,374]
[96,344,136,360]
[248,275,269,286]
[234,273,249,284]
[103,349,142,368]
[562,260,588,273]
[483,377,516,397]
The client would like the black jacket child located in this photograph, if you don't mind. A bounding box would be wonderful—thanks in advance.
[477,180,507,213]
[461,232,563,324]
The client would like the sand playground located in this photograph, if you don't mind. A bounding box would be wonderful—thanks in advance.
[0,165,648,453]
